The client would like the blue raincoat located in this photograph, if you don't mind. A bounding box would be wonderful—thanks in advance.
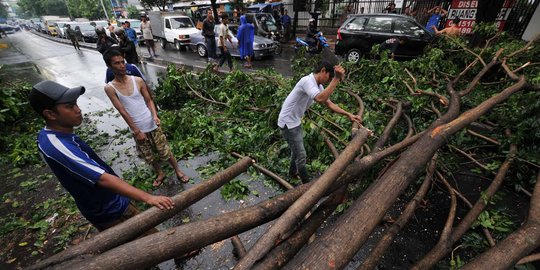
[237,15,254,59]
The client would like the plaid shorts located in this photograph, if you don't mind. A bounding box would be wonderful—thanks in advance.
[135,126,172,164]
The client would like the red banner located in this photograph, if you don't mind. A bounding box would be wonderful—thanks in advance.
[446,0,515,34]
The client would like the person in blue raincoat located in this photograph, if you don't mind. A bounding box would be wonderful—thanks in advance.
[237,15,255,68]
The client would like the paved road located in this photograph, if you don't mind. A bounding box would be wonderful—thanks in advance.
[30,29,295,77]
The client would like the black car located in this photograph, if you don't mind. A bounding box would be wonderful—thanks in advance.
[335,14,434,63]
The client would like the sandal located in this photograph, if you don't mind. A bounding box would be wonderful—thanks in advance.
[153,175,165,187]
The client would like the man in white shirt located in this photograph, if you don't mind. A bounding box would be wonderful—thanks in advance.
[277,61,362,183]
[214,14,234,72]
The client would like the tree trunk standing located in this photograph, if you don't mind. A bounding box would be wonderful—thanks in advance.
[234,128,372,270]
[211,0,219,22]
[30,157,253,270]
[283,70,532,269]
[462,172,540,270]
[65,184,312,270]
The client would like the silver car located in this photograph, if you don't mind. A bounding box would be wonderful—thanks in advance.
[189,24,277,60]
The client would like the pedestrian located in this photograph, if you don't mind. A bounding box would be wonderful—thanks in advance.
[103,50,190,187]
[105,59,145,83]
[403,7,417,17]
[114,28,139,65]
[96,26,117,54]
[432,17,461,37]
[379,36,407,59]
[29,80,175,231]
[426,6,448,33]
[65,24,80,50]
[202,10,217,64]
[280,9,291,41]
[141,15,157,57]
[214,14,234,72]
[277,62,361,183]
[107,22,118,42]
[123,21,142,63]
[237,15,254,68]
[360,7,365,14]
[384,2,397,13]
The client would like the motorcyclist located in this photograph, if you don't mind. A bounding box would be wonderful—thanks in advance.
[96,25,118,54]
[306,18,319,48]
[257,16,269,37]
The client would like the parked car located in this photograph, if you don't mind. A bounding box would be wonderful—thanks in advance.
[189,24,277,60]
[73,22,98,43]
[0,24,15,35]
[335,14,434,63]
[54,21,71,38]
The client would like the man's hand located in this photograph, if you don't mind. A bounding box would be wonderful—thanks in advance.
[348,113,362,124]
[334,65,346,80]
[154,116,160,126]
[146,195,175,210]
[135,130,147,142]
[223,46,228,52]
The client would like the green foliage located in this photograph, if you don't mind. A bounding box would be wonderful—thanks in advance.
[221,180,250,201]
[126,5,140,19]
[18,0,68,17]
[472,22,498,37]
[472,208,516,235]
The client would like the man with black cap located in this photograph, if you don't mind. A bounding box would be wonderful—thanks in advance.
[29,80,175,231]
[277,62,362,183]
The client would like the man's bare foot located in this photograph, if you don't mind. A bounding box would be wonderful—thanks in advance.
[153,172,166,187]
[176,171,190,183]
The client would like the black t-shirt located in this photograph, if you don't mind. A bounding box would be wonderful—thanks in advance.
[202,18,215,37]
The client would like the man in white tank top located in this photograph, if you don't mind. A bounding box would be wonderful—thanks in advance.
[103,50,190,186]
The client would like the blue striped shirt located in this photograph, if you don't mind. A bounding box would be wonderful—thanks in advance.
[37,128,129,224]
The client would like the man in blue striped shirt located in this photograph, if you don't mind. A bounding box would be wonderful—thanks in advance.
[29,80,174,231]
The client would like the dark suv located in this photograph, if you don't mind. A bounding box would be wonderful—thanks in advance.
[335,14,434,63]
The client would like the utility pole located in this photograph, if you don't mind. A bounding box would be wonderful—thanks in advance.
[100,0,110,20]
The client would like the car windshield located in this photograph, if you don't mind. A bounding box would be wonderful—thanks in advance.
[93,21,109,27]
[57,22,69,27]
[171,17,194,29]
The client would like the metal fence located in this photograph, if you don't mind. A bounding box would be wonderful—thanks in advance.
[279,0,537,39]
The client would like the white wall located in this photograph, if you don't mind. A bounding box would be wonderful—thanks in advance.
[522,3,540,41]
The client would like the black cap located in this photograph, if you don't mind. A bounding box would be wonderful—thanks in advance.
[29,80,85,114]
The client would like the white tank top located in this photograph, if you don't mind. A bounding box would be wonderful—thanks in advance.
[108,76,157,133]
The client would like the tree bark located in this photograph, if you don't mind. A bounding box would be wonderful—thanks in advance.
[231,236,247,258]
[412,135,517,269]
[283,71,530,269]
[63,183,312,270]
[358,156,436,270]
[253,186,348,270]
[30,157,253,270]
[233,128,372,270]
[462,172,540,269]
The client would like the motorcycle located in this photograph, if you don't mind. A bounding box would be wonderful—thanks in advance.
[294,31,329,54]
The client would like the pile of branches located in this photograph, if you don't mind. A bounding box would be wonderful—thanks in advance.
[29,32,540,269]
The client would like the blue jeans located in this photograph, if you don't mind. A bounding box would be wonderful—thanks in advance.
[281,125,310,183]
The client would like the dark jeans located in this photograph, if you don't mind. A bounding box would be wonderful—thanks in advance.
[205,36,217,60]
[283,24,291,40]
[218,46,233,70]
[70,37,80,50]
[281,125,310,183]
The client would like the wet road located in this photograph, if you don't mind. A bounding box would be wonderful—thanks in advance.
[1,31,283,269]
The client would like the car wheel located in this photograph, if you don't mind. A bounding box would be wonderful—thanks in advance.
[346,49,362,63]
[197,44,207,57]
[160,38,167,49]
[274,44,282,55]
[175,40,182,51]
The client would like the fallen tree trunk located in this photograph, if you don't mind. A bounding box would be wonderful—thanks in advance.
[62,182,312,270]
[283,69,531,269]
[462,172,540,270]
[412,135,517,269]
[231,236,247,258]
[358,156,437,270]
[253,186,348,270]
[233,127,372,270]
[30,157,253,270]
